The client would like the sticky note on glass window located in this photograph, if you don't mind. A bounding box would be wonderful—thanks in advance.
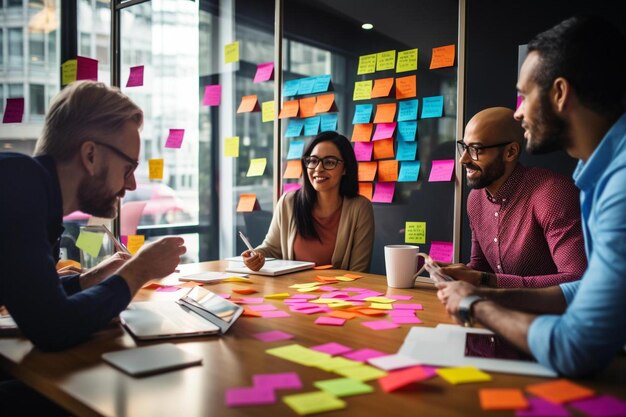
[430,241,453,263]
[397,48,418,72]
[237,194,258,212]
[283,183,302,194]
[76,230,104,257]
[376,50,396,71]
[61,59,77,86]
[354,142,373,162]
[320,114,338,132]
[224,136,239,157]
[2,98,24,124]
[353,104,373,124]
[397,141,417,161]
[378,160,398,182]
[283,79,301,97]
[430,44,455,69]
[298,97,316,118]
[397,121,417,141]
[373,138,395,159]
[247,158,267,177]
[253,62,274,83]
[279,100,299,119]
[283,160,302,179]
[127,235,145,255]
[421,96,444,118]
[311,74,332,94]
[237,95,260,113]
[357,53,377,75]
[371,77,394,98]
[297,77,315,95]
[396,75,416,99]
[358,162,378,182]
[287,140,305,160]
[353,80,373,101]
[373,103,397,124]
[313,93,337,113]
[405,222,426,244]
[304,116,321,136]
[203,84,221,106]
[351,124,373,142]
[358,183,373,201]
[372,182,395,203]
[262,101,275,123]
[372,123,396,141]
[224,41,240,64]
[398,99,419,122]
[126,65,144,87]
[165,129,185,149]
[429,159,455,182]
[399,161,420,182]
[285,119,304,137]
[76,56,98,81]
[148,158,164,180]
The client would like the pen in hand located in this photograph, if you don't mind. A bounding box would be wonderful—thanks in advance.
[238,231,256,257]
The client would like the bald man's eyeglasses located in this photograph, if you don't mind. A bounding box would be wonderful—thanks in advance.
[456,140,512,161]
[93,142,139,180]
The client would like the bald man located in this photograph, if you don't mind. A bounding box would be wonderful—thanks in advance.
[438,107,586,288]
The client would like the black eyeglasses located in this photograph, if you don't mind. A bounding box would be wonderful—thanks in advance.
[93,141,139,180]
[456,140,513,161]
[303,155,344,170]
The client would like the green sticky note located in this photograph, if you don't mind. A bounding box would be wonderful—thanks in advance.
[357,53,377,75]
[397,48,418,72]
[436,366,492,385]
[314,357,362,372]
[314,378,374,397]
[224,41,239,64]
[353,80,373,101]
[406,221,426,244]
[266,344,330,366]
[224,137,239,157]
[283,391,346,415]
[76,231,104,258]
[246,158,267,177]
[335,365,387,381]
[376,50,396,71]
[61,59,77,86]
[261,100,275,123]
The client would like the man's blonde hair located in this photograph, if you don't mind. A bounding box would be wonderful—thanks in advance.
[34,81,143,162]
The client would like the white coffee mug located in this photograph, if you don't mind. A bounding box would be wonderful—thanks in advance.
[384,245,427,288]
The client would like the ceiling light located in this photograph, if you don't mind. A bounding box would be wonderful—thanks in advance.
[361,23,374,30]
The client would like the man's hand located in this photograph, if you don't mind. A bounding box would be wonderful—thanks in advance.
[436,280,478,323]
[79,252,132,289]
[436,263,484,286]
[242,250,265,271]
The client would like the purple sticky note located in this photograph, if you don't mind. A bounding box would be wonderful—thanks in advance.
[252,372,302,390]
[315,317,346,326]
[165,128,185,149]
[569,395,626,417]
[372,122,397,141]
[430,241,453,263]
[253,330,294,342]
[361,321,400,331]
[203,84,222,106]
[354,142,374,161]
[126,65,144,87]
[428,159,455,182]
[391,316,423,324]
[388,310,418,317]
[516,397,570,417]
[2,98,24,123]
[343,348,388,363]
[248,304,278,312]
[155,285,181,292]
[76,56,98,81]
[516,95,523,110]
[311,342,353,356]
[225,386,276,407]
[393,303,423,310]
[260,310,290,318]
[372,182,395,203]
[253,62,274,83]
[283,183,302,194]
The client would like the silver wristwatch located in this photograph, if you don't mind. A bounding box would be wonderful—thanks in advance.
[457,295,484,327]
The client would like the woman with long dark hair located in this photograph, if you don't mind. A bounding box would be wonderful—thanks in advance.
[242,131,374,272]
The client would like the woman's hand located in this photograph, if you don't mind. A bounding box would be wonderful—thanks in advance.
[242,250,265,271]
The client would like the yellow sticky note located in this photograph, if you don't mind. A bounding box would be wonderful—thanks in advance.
[224,41,239,64]
[369,302,392,310]
[265,293,290,299]
[246,158,267,177]
[397,48,418,72]
[262,100,275,123]
[364,296,396,303]
[315,357,362,372]
[353,80,373,101]
[283,391,347,415]
[298,286,321,293]
[436,366,492,385]
[76,230,103,257]
[376,50,396,71]
[289,282,320,289]
[148,158,164,180]
[335,276,355,282]
[126,235,145,255]
[335,365,387,381]
[357,53,377,75]
[266,344,330,366]
[224,137,239,157]
[406,221,426,244]
[222,277,250,283]
[61,59,77,86]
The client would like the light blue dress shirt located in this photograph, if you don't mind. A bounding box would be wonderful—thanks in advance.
[528,113,626,376]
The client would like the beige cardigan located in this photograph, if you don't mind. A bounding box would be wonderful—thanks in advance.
[255,192,375,272]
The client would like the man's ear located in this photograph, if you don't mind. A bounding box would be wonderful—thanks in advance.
[505,142,520,162]
[80,141,97,176]
[551,77,571,114]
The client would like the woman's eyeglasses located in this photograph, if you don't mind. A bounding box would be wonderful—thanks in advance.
[456,140,512,161]
[302,156,344,170]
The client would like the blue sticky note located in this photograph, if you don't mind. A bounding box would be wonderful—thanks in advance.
[398,99,419,121]
[320,114,338,132]
[304,116,321,136]
[287,140,305,160]
[397,141,417,161]
[297,77,315,95]
[353,104,373,124]
[421,96,444,118]
[284,79,301,97]
[311,74,332,94]
[397,121,417,141]
[398,160,421,182]
[286,119,305,137]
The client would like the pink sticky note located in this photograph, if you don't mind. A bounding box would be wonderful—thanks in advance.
[516,397,570,417]
[372,122,397,141]
[120,235,128,247]
[292,294,318,299]
[126,65,144,87]
[311,342,353,356]
[372,182,395,203]
[393,303,423,310]
[343,287,369,292]
[387,295,413,300]
[248,304,278,312]
[240,297,264,304]
[253,330,294,342]
[343,348,388,362]
[225,386,276,407]
[253,62,274,83]
[155,286,180,292]
[391,316,423,324]
[203,84,222,106]
[388,310,418,317]
[361,321,400,331]
[252,372,302,390]
[516,94,523,110]
[354,142,374,161]
[430,241,453,263]
[76,56,98,81]
[569,395,626,417]
[283,183,302,194]
[165,128,185,149]
[284,298,308,304]
[428,159,455,182]
[2,98,24,123]
[260,310,290,318]
[315,317,346,326]
[323,292,350,299]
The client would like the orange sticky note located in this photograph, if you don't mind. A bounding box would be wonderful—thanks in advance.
[359,182,373,201]
[313,264,334,270]
[236,194,258,212]
[343,273,362,279]
[351,124,373,142]
[237,95,260,113]
[371,77,394,98]
[356,308,387,316]
[373,103,397,124]
[358,162,378,182]
[430,44,456,69]
[395,75,417,99]
[330,311,359,320]
[283,160,302,179]
[373,138,395,159]
[243,308,262,317]
[279,100,299,119]
[378,366,436,393]
[525,379,595,404]
[378,160,399,182]
[479,389,528,410]
[313,93,337,113]
[299,97,316,118]
[232,288,258,295]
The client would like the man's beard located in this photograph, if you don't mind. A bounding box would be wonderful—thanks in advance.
[465,153,506,190]
[526,93,569,155]
[77,167,120,218]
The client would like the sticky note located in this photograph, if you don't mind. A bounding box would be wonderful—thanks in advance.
[283,183,302,194]
[525,379,595,404]
[430,44,455,69]
[297,77,315,95]
[516,397,570,417]
[284,160,302,179]
[320,114,338,132]
[314,378,373,397]
[203,84,221,106]
[436,366,492,384]
[76,56,98,81]
[264,293,291,300]
[480,389,528,411]
[396,75,417,99]
[398,99,419,122]
[226,386,276,407]
[421,95,444,118]
[76,230,104,257]
[373,138,395,159]
[237,95,260,113]
[262,101,275,123]
[287,140,305,160]
[378,366,437,393]
[357,53,377,75]
[358,162,378,182]
[236,194,258,212]
[373,103,397,124]
[358,183,373,201]
[351,124,373,142]
[372,182,395,203]
[224,136,239,157]
[354,142,373,162]
[311,342,352,356]
[396,48,418,73]
[335,364,387,382]
[253,330,294,342]
[311,74,332,94]
[315,317,346,326]
[569,395,626,417]
[61,59,77,86]
[126,65,144,87]
[2,98,24,123]
[253,372,303,390]
[304,116,321,136]
[126,235,144,255]
[428,159,455,182]
[313,93,337,113]
[372,123,396,141]
[353,80,372,101]
[279,100,299,119]
[283,391,346,415]
[286,119,304,137]
[405,222,426,244]
[283,79,301,97]
[343,348,387,363]
[430,241,453,263]
[367,354,422,372]
[253,62,274,83]
[371,77,394,98]
[165,128,185,149]
[378,160,398,182]
[376,50,396,71]
[396,141,417,161]
[353,104,373,124]
[246,158,267,177]
[298,97,316,118]
[397,121,418,141]
[224,41,239,64]
[148,158,164,180]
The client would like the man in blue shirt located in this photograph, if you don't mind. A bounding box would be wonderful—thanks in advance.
[437,15,626,377]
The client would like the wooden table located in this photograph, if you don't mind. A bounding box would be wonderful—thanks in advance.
[1,261,625,417]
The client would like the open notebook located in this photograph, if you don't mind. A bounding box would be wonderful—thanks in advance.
[225,260,315,276]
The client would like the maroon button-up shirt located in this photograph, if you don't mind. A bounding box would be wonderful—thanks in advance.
[467,164,586,288]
